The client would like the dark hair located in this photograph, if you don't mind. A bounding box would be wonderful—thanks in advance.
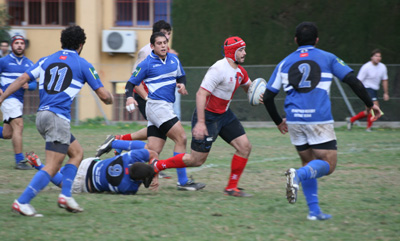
[371,49,381,57]
[61,25,86,50]
[152,20,171,33]
[1,40,9,45]
[295,22,318,46]
[129,162,155,188]
[150,32,167,45]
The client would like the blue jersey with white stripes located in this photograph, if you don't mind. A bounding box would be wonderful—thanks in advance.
[26,49,104,121]
[267,45,353,124]
[0,53,35,103]
[128,51,185,103]
[91,149,149,194]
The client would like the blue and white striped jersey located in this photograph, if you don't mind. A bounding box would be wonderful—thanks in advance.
[267,45,353,124]
[128,51,185,103]
[26,49,104,121]
[0,53,35,103]
[91,149,149,194]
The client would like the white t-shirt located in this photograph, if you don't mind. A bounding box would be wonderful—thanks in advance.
[200,58,250,114]
[357,61,388,90]
[132,43,152,73]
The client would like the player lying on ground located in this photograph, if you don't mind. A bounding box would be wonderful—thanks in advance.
[26,140,159,195]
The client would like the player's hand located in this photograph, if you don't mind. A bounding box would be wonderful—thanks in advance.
[368,104,383,121]
[192,122,208,140]
[383,93,389,101]
[177,83,188,95]
[22,83,29,89]
[259,93,264,105]
[125,97,138,113]
[277,118,288,134]
[149,174,159,192]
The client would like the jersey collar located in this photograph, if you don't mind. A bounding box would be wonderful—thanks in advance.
[296,45,315,52]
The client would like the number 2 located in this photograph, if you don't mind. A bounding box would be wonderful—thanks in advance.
[298,63,311,88]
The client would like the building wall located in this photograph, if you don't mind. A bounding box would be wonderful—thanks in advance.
[1,0,170,121]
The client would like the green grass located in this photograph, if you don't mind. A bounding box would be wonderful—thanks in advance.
[1,123,399,241]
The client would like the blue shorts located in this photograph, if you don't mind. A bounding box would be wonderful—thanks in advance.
[366,88,378,101]
[191,109,245,153]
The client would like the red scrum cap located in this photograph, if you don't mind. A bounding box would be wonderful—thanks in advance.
[11,35,25,45]
[224,36,246,62]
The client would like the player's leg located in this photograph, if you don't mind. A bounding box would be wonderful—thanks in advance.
[366,99,379,132]
[220,115,252,197]
[26,152,63,187]
[10,117,30,169]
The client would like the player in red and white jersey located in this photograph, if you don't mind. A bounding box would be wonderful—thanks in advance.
[149,36,255,197]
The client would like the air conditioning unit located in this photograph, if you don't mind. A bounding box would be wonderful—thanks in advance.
[102,30,137,53]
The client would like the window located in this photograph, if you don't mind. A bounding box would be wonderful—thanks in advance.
[7,0,75,26]
[116,0,171,27]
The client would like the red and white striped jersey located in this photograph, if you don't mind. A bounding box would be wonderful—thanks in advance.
[200,58,250,114]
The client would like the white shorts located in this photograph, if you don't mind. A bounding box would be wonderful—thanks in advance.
[288,123,336,146]
[1,98,23,122]
[71,157,98,194]
[146,99,176,128]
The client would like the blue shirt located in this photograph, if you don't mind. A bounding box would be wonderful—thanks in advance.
[128,51,185,103]
[267,46,353,124]
[91,149,150,194]
[0,53,35,103]
[26,49,104,121]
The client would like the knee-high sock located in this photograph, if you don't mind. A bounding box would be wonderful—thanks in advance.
[367,113,374,129]
[226,154,248,190]
[15,153,24,164]
[0,126,3,138]
[18,170,51,204]
[302,178,321,216]
[297,159,330,182]
[174,152,188,185]
[34,164,63,186]
[120,134,133,140]
[112,140,146,151]
[60,164,77,197]
[350,111,367,123]
[155,153,186,171]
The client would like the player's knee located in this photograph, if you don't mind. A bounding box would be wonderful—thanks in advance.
[237,141,252,157]
[2,132,12,139]
[186,155,205,167]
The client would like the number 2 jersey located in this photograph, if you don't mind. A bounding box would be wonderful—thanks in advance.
[91,149,150,194]
[26,49,104,121]
[267,45,353,124]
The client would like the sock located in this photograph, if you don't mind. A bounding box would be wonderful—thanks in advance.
[0,126,3,138]
[155,153,187,171]
[302,178,321,216]
[226,154,248,190]
[60,164,77,197]
[34,164,45,170]
[32,164,63,186]
[350,111,367,123]
[174,152,188,185]
[18,170,51,204]
[120,134,133,141]
[367,113,373,129]
[112,140,146,151]
[15,153,24,164]
[296,159,330,182]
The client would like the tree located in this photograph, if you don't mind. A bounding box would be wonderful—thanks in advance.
[0,4,10,42]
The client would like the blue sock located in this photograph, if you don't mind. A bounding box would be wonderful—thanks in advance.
[60,164,77,197]
[0,126,3,138]
[18,170,51,204]
[175,152,188,185]
[33,164,45,170]
[302,178,321,216]
[32,164,63,186]
[297,159,330,182]
[15,153,24,164]
[112,140,146,151]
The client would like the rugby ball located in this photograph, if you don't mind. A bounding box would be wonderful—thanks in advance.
[248,78,267,106]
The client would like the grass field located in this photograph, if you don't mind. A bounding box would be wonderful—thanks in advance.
[0,122,399,241]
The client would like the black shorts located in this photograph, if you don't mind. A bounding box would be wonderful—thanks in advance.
[366,88,378,101]
[147,117,179,140]
[295,140,337,152]
[191,109,245,153]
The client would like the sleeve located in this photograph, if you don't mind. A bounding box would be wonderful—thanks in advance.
[128,61,148,86]
[26,57,47,80]
[200,65,222,93]
[128,149,150,164]
[238,66,250,86]
[174,55,186,79]
[330,54,353,80]
[357,63,367,81]
[267,61,285,93]
[81,61,104,91]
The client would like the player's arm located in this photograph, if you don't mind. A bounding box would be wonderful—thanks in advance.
[134,83,148,100]
[382,79,389,101]
[263,89,288,134]
[342,72,382,119]
[192,88,211,140]
[0,72,30,105]
[176,75,188,95]
[95,87,113,105]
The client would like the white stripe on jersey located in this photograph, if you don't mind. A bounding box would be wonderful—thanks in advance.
[145,70,178,82]
[64,86,81,99]
[72,79,83,88]
[321,72,333,78]
[146,79,176,93]
[0,76,16,86]
[1,72,22,77]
